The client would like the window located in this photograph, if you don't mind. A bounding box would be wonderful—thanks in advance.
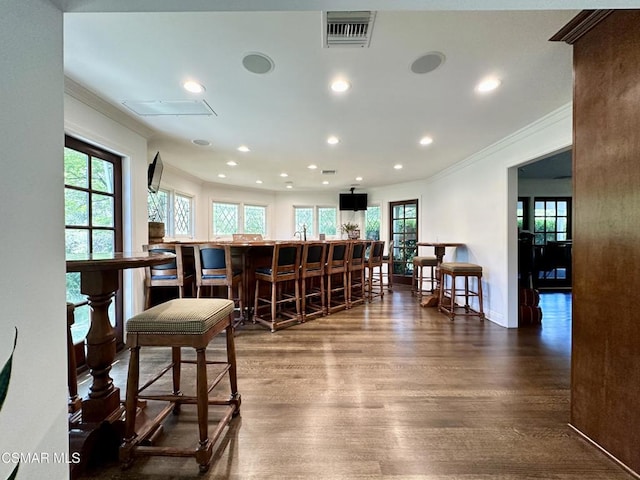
[294,207,314,237]
[244,204,267,235]
[318,207,337,236]
[148,189,193,237]
[212,201,267,237]
[64,136,123,346]
[517,197,531,231]
[148,189,168,223]
[533,197,571,245]
[365,205,381,240]
[174,193,193,236]
[213,202,240,235]
[294,206,338,238]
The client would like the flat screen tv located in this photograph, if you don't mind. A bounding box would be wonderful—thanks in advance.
[147,151,163,193]
[339,193,368,211]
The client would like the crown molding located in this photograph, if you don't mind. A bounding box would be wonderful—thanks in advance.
[549,9,614,44]
[64,76,156,139]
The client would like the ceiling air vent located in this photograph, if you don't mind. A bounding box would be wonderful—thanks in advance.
[321,169,336,175]
[323,11,376,48]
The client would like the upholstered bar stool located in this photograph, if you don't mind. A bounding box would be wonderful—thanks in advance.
[346,240,367,308]
[253,242,302,332]
[299,241,327,321]
[438,262,485,321]
[325,241,349,313]
[411,256,438,297]
[365,241,385,302]
[120,298,241,472]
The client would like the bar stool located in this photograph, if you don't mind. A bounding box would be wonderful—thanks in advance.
[411,256,437,297]
[253,242,301,332]
[193,243,244,325]
[144,243,193,309]
[381,240,394,292]
[299,241,327,321]
[365,241,385,302]
[120,298,241,472]
[347,240,367,308]
[438,262,485,321]
[325,241,349,313]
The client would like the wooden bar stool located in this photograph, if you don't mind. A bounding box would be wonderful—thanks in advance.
[381,240,394,292]
[325,241,349,313]
[346,240,367,308]
[300,241,327,321]
[438,262,485,321]
[143,243,193,309]
[411,256,437,297]
[193,243,244,325]
[120,298,241,472]
[365,241,385,302]
[253,242,302,332]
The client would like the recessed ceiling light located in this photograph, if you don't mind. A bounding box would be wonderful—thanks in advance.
[280,173,288,177]
[286,185,293,189]
[237,145,250,152]
[476,77,501,93]
[330,79,351,93]
[308,164,318,170]
[226,160,237,166]
[256,180,263,184]
[327,135,340,145]
[419,136,434,146]
[394,164,403,170]
[322,180,329,185]
[183,81,205,93]
[192,139,210,146]
[355,176,363,181]
[218,173,226,178]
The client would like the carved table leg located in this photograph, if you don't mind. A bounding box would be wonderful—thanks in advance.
[79,270,121,423]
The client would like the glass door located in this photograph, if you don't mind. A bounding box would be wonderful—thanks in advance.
[389,199,418,285]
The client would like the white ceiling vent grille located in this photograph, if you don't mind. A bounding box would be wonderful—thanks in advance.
[323,11,376,48]
[321,169,336,175]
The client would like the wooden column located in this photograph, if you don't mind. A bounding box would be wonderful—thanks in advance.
[552,10,640,475]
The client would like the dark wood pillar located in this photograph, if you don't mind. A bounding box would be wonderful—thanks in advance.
[552,10,640,475]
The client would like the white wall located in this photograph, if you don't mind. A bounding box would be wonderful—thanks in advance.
[0,1,68,478]
[519,177,572,198]
[416,104,573,327]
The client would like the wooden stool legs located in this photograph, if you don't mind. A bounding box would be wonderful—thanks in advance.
[120,317,240,473]
[438,264,485,321]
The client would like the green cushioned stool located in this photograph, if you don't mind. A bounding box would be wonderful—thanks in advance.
[438,262,485,321]
[412,256,438,297]
[120,298,241,473]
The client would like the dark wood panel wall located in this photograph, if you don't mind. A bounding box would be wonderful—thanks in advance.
[553,10,640,475]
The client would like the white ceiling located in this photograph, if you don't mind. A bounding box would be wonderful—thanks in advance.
[63,6,580,192]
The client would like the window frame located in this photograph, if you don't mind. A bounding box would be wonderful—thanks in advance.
[64,135,124,351]
[294,205,338,239]
[211,200,268,237]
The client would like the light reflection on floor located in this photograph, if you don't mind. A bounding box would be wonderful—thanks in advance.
[538,291,572,352]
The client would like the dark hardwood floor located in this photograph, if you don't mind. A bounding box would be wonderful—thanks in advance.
[76,289,634,479]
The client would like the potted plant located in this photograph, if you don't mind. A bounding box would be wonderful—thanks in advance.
[341,222,360,239]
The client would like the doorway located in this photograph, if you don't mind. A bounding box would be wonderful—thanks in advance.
[389,199,418,286]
